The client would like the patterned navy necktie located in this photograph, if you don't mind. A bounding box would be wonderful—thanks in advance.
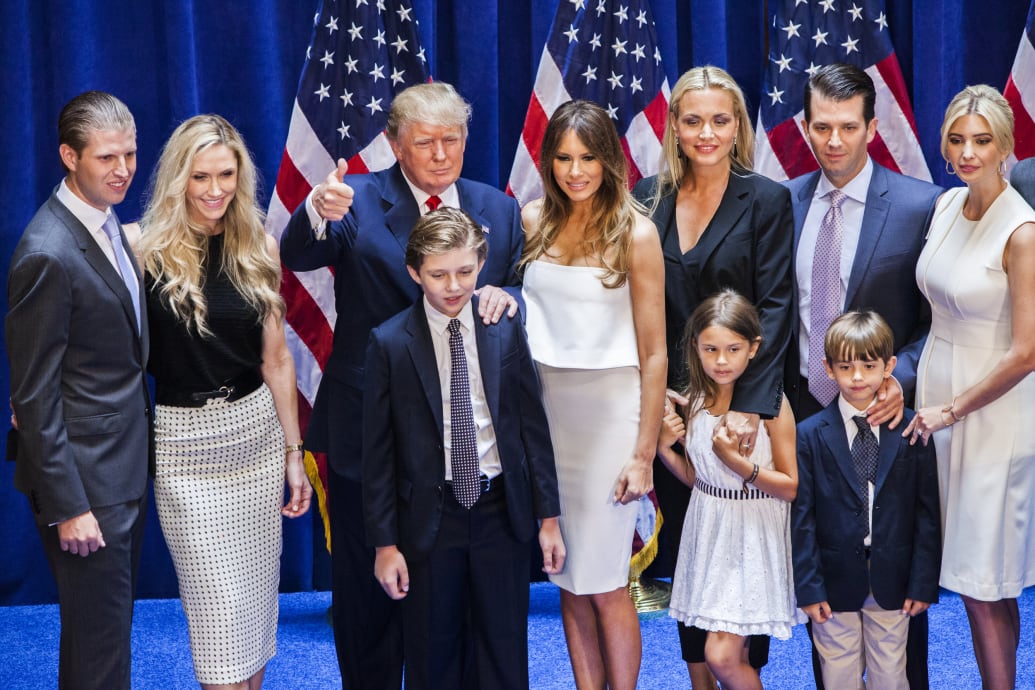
[448,319,479,508]
[851,416,878,537]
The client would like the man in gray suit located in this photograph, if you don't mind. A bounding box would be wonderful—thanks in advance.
[6,91,151,689]
[1010,156,1035,207]
[784,64,942,690]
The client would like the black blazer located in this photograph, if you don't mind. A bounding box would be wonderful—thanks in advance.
[633,170,794,418]
[793,404,940,611]
[361,297,560,560]
[280,163,524,479]
[6,191,152,526]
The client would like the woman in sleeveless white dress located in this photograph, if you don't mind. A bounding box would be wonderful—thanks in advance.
[907,85,1035,688]
[520,101,666,690]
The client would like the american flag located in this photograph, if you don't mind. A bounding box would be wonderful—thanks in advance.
[754,0,931,183]
[507,0,670,206]
[1005,0,1035,168]
[265,0,428,548]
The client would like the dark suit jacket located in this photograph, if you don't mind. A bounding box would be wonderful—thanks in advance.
[793,404,940,612]
[784,163,941,408]
[633,170,794,418]
[361,297,559,560]
[1010,157,1035,208]
[6,191,151,526]
[280,163,523,478]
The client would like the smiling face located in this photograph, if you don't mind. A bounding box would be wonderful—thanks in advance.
[945,114,1007,187]
[694,325,760,390]
[60,128,137,211]
[672,87,738,171]
[407,246,484,318]
[824,355,897,411]
[390,121,466,197]
[802,93,876,188]
[551,129,604,206]
[186,144,238,233]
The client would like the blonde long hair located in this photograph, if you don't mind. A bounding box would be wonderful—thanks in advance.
[138,115,283,336]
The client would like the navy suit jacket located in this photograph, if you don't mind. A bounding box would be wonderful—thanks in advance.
[1010,156,1035,208]
[280,163,523,478]
[633,170,794,418]
[6,191,152,526]
[361,296,560,560]
[783,163,941,408]
[792,403,940,611]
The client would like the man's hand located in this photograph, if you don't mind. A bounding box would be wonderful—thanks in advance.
[868,376,904,429]
[374,545,410,600]
[312,159,354,221]
[58,511,105,557]
[724,410,761,457]
[475,285,518,324]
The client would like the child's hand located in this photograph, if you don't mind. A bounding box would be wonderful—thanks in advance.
[901,598,930,617]
[803,601,833,624]
[538,517,566,575]
[374,545,410,600]
[711,420,741,466]
[658,409,686,451]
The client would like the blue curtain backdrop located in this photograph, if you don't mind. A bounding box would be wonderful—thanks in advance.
[0,0,1027,605]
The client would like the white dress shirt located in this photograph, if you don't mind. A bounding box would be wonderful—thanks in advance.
[423,298,502,481]
[56,179,121,271]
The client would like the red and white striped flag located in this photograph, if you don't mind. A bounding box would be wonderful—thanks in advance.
[507,0,670,206]
[754,0,931,183]
[1005,0,1035,169]
[265,0,428,548]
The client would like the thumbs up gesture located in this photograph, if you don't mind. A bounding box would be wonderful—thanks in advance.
[313,158,354,221]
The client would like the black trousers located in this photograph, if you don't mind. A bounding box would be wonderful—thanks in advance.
[402,482,530,690]
[38,494,146,690]
[328,470,404,690]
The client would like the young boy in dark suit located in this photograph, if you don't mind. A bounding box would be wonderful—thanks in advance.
[793,311,940,690]
[362,207,564,690]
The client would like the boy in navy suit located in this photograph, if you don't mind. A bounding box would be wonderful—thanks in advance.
[362,207,564,690]
[793,311,940,689]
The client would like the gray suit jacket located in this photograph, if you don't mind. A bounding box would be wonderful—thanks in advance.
[6,190,151,526]
[1010,157,1035,208]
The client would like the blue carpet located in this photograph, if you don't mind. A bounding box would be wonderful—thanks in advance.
[0,583,1032,688]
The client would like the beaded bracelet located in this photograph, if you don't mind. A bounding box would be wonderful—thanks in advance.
[743,463,759,492]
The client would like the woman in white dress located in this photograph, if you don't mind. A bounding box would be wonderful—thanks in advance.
[906,85,1035,689]
[521,100,666,689]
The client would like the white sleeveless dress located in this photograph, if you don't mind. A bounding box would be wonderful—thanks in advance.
[668,410,801,639]
[523,260,641,594]
[916,185,1035,600]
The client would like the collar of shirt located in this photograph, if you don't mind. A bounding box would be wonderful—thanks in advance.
[400,174,460,214]
[423,297,475,337]
[56,178,110,235]
[815,156,874,207]
[838,393,879,446]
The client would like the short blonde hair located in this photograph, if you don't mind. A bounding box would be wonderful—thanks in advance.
[386,82,471,141]
[824,311,894,364]
[940,85,1014,160]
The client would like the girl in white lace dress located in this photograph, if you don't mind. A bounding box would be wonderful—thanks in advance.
[658,291,801,690]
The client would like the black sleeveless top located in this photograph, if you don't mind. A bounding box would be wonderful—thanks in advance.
[146,233,263,397]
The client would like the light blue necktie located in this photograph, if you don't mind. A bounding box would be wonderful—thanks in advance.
[102,216,141,334]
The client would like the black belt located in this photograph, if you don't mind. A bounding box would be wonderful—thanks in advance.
[156,369,263,407]
[446,474,500,498]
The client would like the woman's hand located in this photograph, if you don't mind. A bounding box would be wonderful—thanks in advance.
[613,461,653,505]
[902,406,952,446]
[281,450,313,517]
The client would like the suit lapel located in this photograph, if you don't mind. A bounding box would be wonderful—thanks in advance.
[472,296,501,426]
[692,173,751,266]
[405,302,444,438]
[817,404,867,502]
[872,422,900,496]
[791,172,821,255]
[383,165,421,251]
[48,197,143,344]
[846,165,891,308]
